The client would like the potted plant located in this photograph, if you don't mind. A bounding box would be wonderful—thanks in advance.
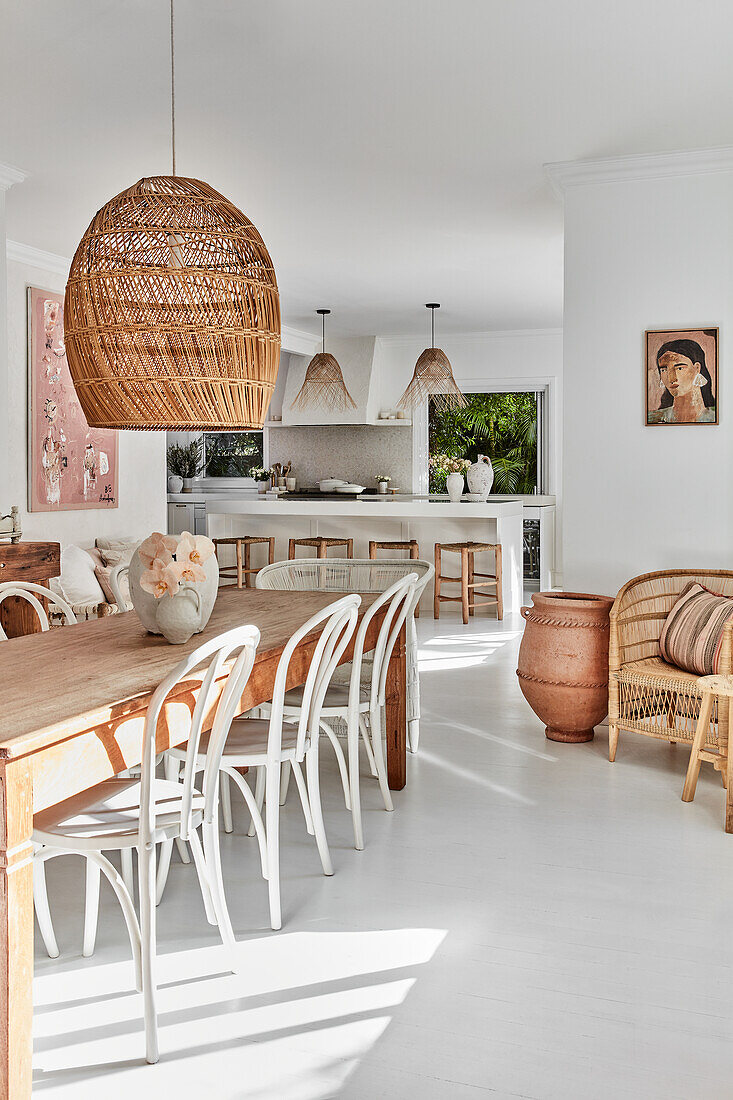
[429,454,470,502]
[167,439,203,493]
[250,466,270,492]
[375,474,391,495]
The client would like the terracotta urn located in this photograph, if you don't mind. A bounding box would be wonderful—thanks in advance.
[516,591,614,742]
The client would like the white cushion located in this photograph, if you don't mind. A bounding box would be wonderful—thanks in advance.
[56,544,106,605]
[95,536,139,568]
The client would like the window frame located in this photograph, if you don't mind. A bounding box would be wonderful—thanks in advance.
[412,377,556,497]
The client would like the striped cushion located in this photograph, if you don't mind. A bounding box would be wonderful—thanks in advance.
[659,582,733,675]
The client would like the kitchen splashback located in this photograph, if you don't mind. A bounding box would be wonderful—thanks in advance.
[268,424,413,490]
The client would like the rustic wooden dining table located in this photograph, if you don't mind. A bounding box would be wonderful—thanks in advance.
[0,586,407,1098]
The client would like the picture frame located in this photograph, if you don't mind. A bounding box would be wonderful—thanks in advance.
[27,286,119,511]
[645,327,718,426]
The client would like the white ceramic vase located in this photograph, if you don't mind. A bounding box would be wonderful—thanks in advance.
[128,547,219,637]
[182,477,194,493]
[446,471,464,503]
[467,454,494,500]
[377,481,389,494]
[154,586,202,644]
[167,474,184,493]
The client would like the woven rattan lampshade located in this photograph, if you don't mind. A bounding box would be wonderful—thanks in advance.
[397,303,466,412]
[292,309,356,412]
[64,175,280,430]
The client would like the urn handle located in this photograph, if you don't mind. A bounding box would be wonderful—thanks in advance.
[520,606,531,620]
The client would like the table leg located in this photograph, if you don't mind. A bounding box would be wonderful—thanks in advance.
[385,623,407,790]
[0,757,34,1099]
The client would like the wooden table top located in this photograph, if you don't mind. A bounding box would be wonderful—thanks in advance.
[0,587,380,760]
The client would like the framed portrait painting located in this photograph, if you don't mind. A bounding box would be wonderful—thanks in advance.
[28,286,119,511]
[646,327,718,426]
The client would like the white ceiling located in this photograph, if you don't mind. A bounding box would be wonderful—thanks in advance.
[3,0,733,337]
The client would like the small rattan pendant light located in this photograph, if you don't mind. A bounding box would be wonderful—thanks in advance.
[63,1,280,430]
[397,303,466,412]
[291,309,356,411]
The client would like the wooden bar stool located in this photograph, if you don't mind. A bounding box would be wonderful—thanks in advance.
[288,536,353,560]
[682,675,732,827]
[369,539,421,616]
[434,541,503,624]
[213,536,275,588]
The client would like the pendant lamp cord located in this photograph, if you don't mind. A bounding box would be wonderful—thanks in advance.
[170,0,177,176]
[430,305,435,348]
[322,311,326,353]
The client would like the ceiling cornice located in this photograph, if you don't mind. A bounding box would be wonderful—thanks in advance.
[281,326,320,356]
[545,146,733,198]
[6,239,70,276]
[0,162,28,191]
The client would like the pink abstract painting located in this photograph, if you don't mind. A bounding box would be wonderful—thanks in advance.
[28,286,119,511]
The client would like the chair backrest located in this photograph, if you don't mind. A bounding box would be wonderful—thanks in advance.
[348,573,418,711]
[139,624,261,845]
[256,556,433,617]
[264,593,361,765]
[0,581,76,639]
[109,562,131,610]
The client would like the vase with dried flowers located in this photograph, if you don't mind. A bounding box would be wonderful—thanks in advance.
[430,454,470,502]
[128,531,219,643]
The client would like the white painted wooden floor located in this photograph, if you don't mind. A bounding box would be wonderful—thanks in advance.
[33,611,733,1098]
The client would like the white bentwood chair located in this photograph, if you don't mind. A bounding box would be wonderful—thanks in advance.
[32,623,261,1064]
[255,557,433,753]
[164,593,361,931]
[258,571,417,851]
[0,582,78,960]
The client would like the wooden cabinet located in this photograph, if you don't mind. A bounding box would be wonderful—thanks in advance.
[0,542,61,637]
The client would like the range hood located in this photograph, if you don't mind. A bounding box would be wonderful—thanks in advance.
[274,336,405,426]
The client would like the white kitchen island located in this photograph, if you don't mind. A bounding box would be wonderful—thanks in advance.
[201,494,525,614]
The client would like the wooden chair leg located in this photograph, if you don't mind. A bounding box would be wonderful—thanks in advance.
[726,697,733,832]
[467,551,475,617]
[369,541,377,560]
[682,690,714,802]
[461,547,469,625]
[346,539,353,558]
[268,537,275,565]
[608,724,620,762]
[243,541,251,588]
[235,540,243,589]
[495,544,503,620]
[288,538,296,560]
[317,540,327,559]
[433,544,441,619]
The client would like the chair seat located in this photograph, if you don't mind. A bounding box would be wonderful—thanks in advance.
[330,657,372,688]
[283,680,369,712]
[33,778,203,848]
[617,656,704,689]
[189,718,301,761]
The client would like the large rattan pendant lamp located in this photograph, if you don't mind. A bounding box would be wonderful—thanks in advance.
[397,303,466,412]
[63,1,280,430]
[291,309,356,411]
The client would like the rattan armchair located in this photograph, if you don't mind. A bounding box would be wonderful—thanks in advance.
[609,569,733,762]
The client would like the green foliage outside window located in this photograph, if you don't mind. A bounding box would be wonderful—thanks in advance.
[428,392,538,494]
[203,432,264,478]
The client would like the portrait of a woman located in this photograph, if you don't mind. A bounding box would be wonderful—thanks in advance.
[646,329,718,425]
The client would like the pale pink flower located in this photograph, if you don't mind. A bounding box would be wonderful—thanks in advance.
[139,531,178,569]
[177,531,215,567]
[170,559,207,585]
[140,559,181,598]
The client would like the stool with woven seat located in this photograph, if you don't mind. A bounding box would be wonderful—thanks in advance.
[288,537,353,560]
[213,536,275,588]
[369,540,421,616]
[682,674,732,827]
[434,541,503,624]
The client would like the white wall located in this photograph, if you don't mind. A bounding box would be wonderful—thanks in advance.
[5,256,166,545]
[562,165,733,595]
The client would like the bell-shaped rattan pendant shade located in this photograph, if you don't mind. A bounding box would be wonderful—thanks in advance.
[63,175,281,430]
[397,303,466,412]
[291,309,356,412]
